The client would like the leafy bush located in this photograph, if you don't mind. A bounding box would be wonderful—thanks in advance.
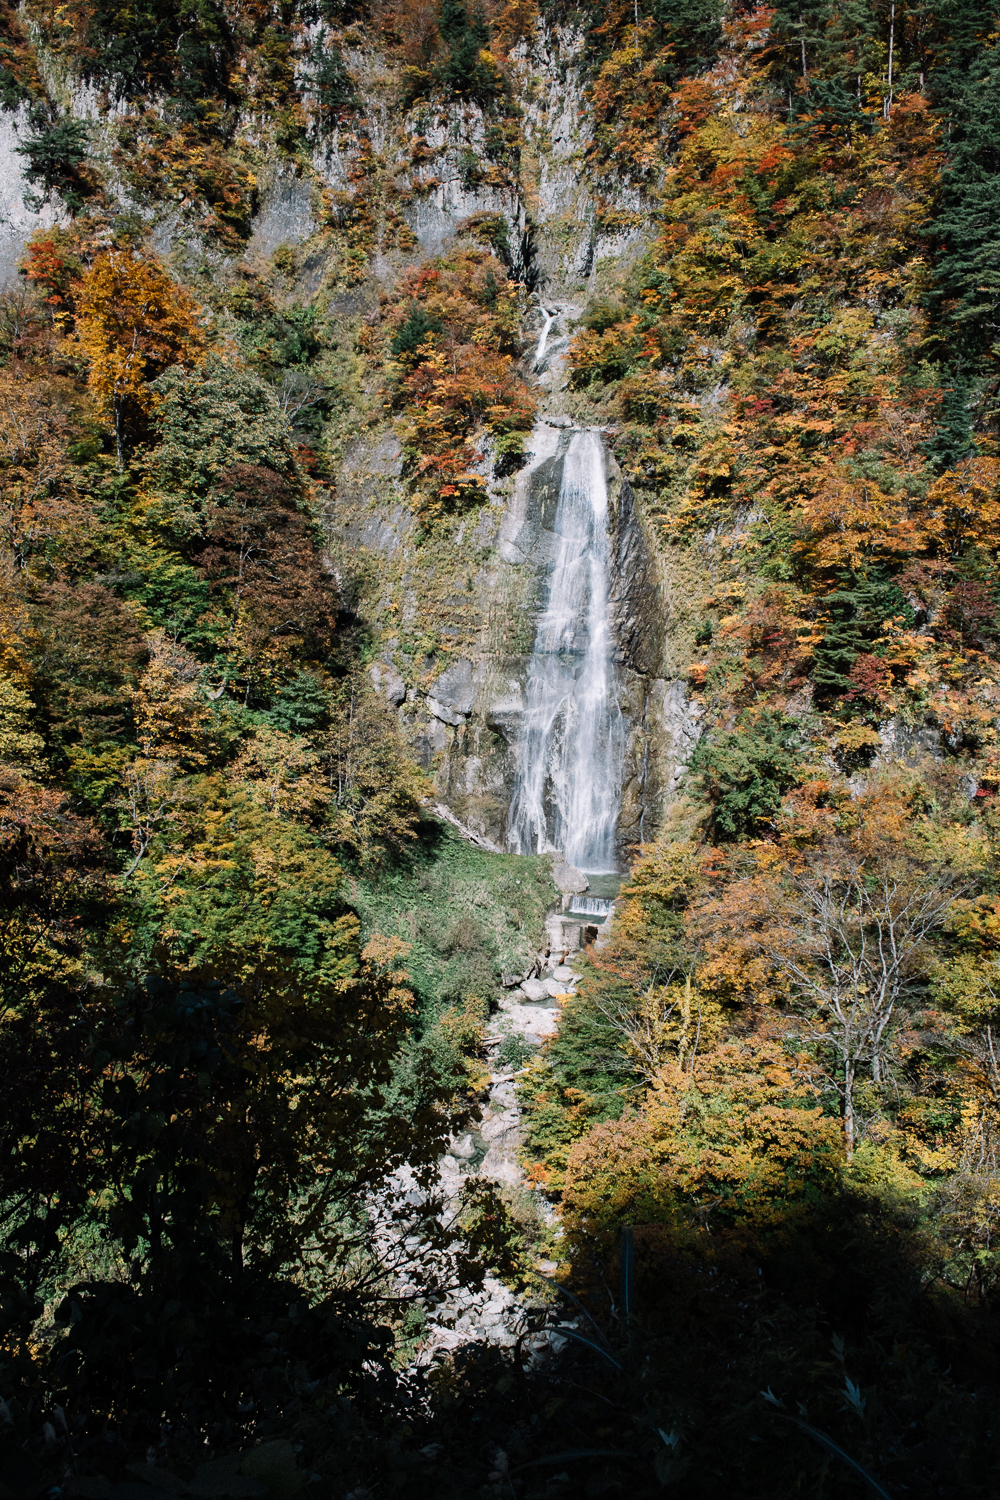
[496,1031,534,1070]
[690,710,806,840]
[581,299,629,333]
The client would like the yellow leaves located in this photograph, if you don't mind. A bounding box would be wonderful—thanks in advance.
[924,457,1000,555]
[616,976,725,1080]
[74,251,204,442]
[561,1034,843,1247]
[933,950,1000,1028]
[796,469,925,577]
[829,722,882,756]
[232,725,330,820]
[0,673,44,772]
[811,306,875,361]
[587,20,674,178]
[132,631,213,766]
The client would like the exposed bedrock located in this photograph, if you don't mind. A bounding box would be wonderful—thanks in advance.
[342,419,702,859]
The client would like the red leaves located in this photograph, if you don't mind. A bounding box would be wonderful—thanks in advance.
[669,77,717,139]
[22,239,80,309]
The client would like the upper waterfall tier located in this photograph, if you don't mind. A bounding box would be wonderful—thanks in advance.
[506,429,626,872]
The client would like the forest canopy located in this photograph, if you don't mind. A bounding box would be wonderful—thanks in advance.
[5,0,1000,1495]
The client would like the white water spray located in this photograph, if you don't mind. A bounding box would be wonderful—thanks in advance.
[567,896,613,918]
[507,430,625,871]
[533,306,556,368]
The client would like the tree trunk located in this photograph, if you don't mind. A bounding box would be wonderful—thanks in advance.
[843,1058,856,1157]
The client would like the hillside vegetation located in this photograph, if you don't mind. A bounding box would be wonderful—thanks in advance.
[5,0,1000,1495]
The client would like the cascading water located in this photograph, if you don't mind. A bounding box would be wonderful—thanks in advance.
[507,429,626,871]
[533,306,556,369]
[566,896,613,919]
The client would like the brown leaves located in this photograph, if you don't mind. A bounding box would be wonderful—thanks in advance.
[23,578,148,752]
[191,464,340,695]
[0,368,88,571]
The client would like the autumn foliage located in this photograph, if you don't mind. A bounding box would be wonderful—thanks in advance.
[375,242,536,511]
[75,251,204,458]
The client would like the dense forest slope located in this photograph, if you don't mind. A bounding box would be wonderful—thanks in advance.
[5,0,1000,1495]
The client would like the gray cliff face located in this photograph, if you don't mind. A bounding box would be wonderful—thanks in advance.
[0,19,702,854]
[344,418,701,859]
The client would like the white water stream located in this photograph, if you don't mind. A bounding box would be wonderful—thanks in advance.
[533,306,556,368]
[507,429,626,871]
[566,896,613,918]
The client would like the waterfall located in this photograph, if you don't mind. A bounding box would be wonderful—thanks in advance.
[507,429,625,871]
[533,306,556,368]
[567,896,613,918]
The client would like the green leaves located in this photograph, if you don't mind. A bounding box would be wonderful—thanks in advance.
[690,710,806,840]
[15,116,91,210]
[390,304,445,362]
[434,0,500,104]
[147,361,301,526]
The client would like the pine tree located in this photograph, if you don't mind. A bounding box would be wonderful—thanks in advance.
[927,51,1000,377]
[435,0,498,102]
[811,575,912,701]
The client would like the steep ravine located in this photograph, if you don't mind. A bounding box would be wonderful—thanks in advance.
[364,101,700,1352]
[329,41,704,1355]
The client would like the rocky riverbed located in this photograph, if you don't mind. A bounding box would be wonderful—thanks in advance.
[390,930,589,1368]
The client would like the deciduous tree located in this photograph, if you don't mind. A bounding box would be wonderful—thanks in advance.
[75,251,204,462]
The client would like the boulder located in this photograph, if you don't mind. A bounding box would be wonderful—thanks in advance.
[550,851,588,895]
[552,964,575,981]
[521,977,550,1002]
[429,657,476,715]
[426,696,465,726]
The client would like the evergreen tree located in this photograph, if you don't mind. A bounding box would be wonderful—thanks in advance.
[811,575,913,701]
[434,0,499,102]
[307,31,358,118]
[926,51,1000,381]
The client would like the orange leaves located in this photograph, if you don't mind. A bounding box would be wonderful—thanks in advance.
[795,470,925,582]
[669,76,717,139]
[22,238,80,310]
[74,251,204,454]
[713,584,815,702]
[112,117,259,248]
[385,244,534,513]
[588,22,675,179]
[358,932,416,1019]
[924,458,1000,558]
